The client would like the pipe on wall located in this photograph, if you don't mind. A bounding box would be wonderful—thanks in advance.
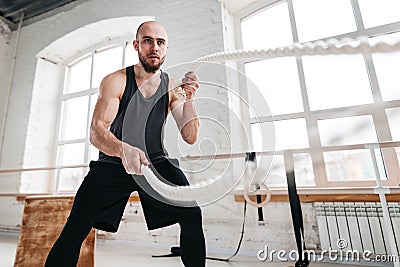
[0,12,24,166]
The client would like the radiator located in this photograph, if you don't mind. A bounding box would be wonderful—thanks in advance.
[315,202,400,257]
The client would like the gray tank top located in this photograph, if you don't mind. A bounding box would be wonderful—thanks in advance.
[98,65,169,164]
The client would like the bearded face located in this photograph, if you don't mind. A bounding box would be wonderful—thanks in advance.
[138,48,166,73]
[134,22,168,73]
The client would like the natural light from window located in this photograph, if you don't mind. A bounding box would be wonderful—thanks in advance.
[242,0,400,187]
[57,42,138,191]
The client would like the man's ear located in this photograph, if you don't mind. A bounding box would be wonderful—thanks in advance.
[133,40,139,51]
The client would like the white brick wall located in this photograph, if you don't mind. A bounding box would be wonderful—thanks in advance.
[0,197,24,231]
[0,37,15,168]
[0,37,21,193]
[100,196,319,254]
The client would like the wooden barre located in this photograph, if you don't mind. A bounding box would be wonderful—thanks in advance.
[5,189,400,202]
[6,192,400,203]
[1,140,399,174]
[129,193,400,203]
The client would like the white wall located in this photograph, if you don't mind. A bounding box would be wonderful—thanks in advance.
[0,36,20,192]
[0,33,25,227]
[0,38,13,148]
[100,197,319,254]
[0,0,320,254]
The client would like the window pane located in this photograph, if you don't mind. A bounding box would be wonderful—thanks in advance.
[266,153,314,187]
[267,154,286,187]
[292,0,356,42]
[358,0,400,29]
[370,32,400,101]
[92,46,123,88]
[303,54,373,110]
[86,93,98,144]
[386,108,400,141]
[251,119,308,153]
[324,149,386,182]
[58,167,85,192]
[87,94,99,161]
[396,148,400,169]
[251,121,275,152]
[124,42,139,67]
[88,93,98,129]
[275,118,309,150]
[241,2,292,50]
[294,153,315,186]
[318,115,378,146]
[245,57,303,115]
[89,144,99,161]
[66,56,92,94]
[60,96,89,141]
[57,143,85,166]
[381,147,399,181]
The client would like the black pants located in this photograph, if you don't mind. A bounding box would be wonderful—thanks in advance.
[45,160,206,267]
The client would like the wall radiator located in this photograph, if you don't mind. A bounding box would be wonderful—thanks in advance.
[315,202,400,257]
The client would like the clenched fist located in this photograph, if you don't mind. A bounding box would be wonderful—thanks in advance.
[121,143,150,175]
[181,71,199,100]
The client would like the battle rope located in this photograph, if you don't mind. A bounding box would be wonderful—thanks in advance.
[197,37,400,62]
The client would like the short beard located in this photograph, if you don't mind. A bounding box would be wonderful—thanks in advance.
[139,51,165,73]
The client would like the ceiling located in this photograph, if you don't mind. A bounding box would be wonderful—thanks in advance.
[0,0,82,30]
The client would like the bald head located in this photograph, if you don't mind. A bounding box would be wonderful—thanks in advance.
[135,21,168,41]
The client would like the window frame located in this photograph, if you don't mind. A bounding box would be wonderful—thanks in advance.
[235,0,400,189]
[53,40,136,193]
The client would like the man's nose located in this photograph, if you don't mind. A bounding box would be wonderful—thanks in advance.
[151,41,159,51]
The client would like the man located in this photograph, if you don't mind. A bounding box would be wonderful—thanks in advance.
[45,21,206,267]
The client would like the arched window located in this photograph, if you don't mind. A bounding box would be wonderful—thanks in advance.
[56,43,138,192]
[239,0,400,188]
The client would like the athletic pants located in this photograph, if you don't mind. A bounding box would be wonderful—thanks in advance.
[45,159,206,267]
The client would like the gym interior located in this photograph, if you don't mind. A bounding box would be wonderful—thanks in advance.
[0,0,399,266]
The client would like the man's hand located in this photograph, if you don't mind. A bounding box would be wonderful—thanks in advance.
[121,143,150,175]
[181,71,199,100]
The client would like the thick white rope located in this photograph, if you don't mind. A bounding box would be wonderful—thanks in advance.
[196,37,400,62]
[141,165,219,202]
[141,160,271,206]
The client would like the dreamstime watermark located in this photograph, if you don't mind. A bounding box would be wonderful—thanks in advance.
[257,239,398,263]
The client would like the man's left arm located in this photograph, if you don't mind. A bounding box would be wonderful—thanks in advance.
[170,71,200,144]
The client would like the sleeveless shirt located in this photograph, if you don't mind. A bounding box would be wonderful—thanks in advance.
[98,65,169,165]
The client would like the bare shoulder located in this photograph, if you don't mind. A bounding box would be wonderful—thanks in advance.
[100,68,127,99]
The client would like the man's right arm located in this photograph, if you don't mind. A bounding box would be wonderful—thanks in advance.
[90,70,149,174]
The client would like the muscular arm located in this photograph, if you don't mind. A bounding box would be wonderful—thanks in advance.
[170,72,200,144]
[90,71,125,158]
[90,70,149,173]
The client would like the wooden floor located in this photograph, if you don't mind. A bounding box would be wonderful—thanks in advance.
[1,232,394,267]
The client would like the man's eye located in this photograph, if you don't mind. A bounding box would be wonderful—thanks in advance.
[157,41,165,46]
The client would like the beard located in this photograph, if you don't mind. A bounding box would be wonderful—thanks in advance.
[138,50,165,73]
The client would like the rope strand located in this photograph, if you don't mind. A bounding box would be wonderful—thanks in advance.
[196,37,400,62]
